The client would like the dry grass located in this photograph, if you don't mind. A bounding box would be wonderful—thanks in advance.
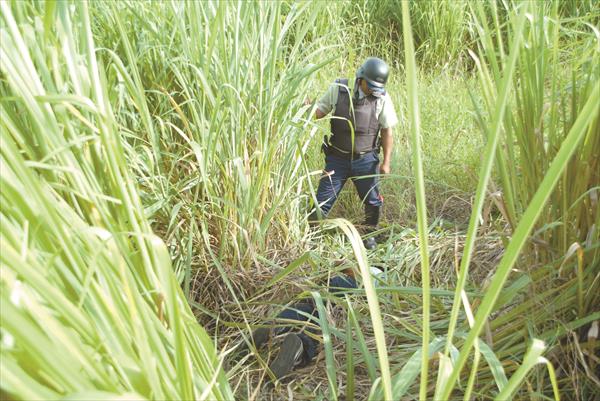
[199,195,507,400]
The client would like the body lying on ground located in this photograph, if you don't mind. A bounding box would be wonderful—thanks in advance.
[239,266,384,380]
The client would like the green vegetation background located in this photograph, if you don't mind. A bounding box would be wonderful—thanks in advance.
[1,1,598,400]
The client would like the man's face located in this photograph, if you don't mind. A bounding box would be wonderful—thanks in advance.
[360,79,372,95]
[360,78,385,98]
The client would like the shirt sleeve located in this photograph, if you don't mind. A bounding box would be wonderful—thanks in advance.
[379,93,399,129]
[316,83,338,115]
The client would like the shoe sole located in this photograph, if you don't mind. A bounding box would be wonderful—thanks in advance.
[251,327,270,348]
[269,334,303,380]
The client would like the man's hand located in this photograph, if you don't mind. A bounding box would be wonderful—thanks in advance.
[304,97,326,119]
[380,162,391,175]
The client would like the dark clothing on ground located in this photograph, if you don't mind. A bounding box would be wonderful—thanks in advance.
[273,274,357,363]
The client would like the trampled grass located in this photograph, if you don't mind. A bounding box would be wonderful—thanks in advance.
[1,1,599,400]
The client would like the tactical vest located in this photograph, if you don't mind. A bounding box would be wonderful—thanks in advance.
[329,78,380,154]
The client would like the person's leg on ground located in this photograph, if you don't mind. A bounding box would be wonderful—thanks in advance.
[273,300,317,336]
[328,274,358,295]
[269,300,319,379]
[263,273,359,379]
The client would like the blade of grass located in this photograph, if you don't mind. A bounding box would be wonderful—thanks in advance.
[325,218,391,400]
[345,307,355,401]
[346,298,378,382]
[401,3,431,400]
[313,291,338,401]
[494,339,550,401]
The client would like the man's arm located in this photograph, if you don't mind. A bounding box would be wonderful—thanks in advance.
[304,98,327,120]
[379,127,393,174]
[307,83,336,120]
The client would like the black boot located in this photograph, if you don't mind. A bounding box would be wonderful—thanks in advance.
[363,204,381,250]
[308,207,326,224]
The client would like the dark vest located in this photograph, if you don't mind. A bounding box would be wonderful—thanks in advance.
[329,78,380,153]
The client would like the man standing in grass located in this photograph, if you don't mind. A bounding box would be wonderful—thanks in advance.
[310,57,398,249]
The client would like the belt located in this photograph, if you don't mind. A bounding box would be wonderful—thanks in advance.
[328,145,375,160]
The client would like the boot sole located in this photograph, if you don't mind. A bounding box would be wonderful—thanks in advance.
[269,333,303,380]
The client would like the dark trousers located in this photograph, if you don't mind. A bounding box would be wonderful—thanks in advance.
[315,152,383,216]
[274,275,357,364]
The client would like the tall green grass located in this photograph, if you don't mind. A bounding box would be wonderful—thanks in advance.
[2,0,598,400]
[368,0,472,69]
[371,1,599,399]
[88,0,342,273]
[400,2,431,399]
[1,1,231,399]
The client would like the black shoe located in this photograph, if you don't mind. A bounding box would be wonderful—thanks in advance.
[364,204,380,249]
[232,326,271,362]
[363,236,377,250]
[308,208,327,226]
[251,327,271,348]
[269,333,304,380]
[364,205,381,227]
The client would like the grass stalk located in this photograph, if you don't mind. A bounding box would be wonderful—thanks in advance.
[313,291,338,401]
[401,3,431,400]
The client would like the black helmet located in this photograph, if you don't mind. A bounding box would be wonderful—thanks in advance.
[356,57,389,88]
